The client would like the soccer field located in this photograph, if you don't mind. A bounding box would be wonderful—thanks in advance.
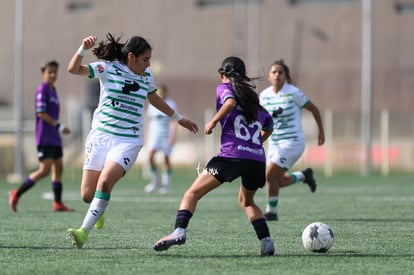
[1,168,413,275]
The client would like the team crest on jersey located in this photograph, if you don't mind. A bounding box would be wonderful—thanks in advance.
[282,94,291,102]
[97,65,105,73]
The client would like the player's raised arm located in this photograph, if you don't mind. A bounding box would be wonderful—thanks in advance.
[67,35,97,75]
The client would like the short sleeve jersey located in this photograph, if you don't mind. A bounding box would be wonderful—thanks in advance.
[259,82,309,145]
[216,82,274,163]
[87,61,157,145]
[34,82,61,146]
[147,98,177,139]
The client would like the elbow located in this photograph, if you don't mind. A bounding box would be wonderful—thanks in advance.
[67,66,76,74]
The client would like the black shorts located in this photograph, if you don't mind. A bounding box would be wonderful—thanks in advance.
[36,146,63,161]
[205,156,266,191]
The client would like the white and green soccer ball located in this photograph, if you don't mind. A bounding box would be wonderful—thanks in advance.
[302,222,334,253]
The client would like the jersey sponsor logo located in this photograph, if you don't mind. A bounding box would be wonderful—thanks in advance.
[272,107,283,118]
[122,80,140,95]
[110,100,139,113]
[118,95,137,102]
[237,145,264,156]
[49,97,59,105]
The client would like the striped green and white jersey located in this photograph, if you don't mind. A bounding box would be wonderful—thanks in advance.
[259,83,309,145]
[147,98,177,140]
[88,61,157,143]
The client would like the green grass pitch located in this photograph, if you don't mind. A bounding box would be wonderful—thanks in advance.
[1,167,413,275]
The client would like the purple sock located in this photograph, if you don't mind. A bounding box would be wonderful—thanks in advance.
[16,177,36,196]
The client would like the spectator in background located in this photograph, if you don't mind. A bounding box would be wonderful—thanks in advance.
[8,60,74,212]
[144,84,178,194]
[259,59,325,221]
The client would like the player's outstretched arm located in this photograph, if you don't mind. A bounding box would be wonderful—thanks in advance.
[147,92,198,134]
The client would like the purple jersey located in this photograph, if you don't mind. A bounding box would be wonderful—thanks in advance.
[34,82,61,146]
[216,83,273,162]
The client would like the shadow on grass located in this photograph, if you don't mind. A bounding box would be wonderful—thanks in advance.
[150,251,414,258]
[2,245,413,259]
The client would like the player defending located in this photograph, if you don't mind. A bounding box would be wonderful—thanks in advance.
[153,56,275,256]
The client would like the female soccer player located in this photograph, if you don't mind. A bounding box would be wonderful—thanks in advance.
[66,33,198,249]
[153,56,276,256]
[259,59,325,221]
[8,60,74,212]
[144,84,178,194]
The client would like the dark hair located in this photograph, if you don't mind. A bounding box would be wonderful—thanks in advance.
[41,60,59,72]
[218,56,260,124]
[270,59,292,84]
[92,33,152,64]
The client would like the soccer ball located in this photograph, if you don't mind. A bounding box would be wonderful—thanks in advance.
[301,222,334,253]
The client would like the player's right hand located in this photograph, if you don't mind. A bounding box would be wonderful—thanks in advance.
[82,35,97,50]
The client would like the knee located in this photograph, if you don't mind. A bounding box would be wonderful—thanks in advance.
[81,190,95,203]
[183,189,200,203]
[81,194,93,203]
[38,168,51,178]
[239,195,254,208]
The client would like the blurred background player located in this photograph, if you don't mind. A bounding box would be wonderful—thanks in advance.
[259,59,325,221]
[144,84,178,194]
[8,60,74,212]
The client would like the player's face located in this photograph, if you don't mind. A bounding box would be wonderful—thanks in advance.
[268,64,286,88]
[43,66,58,86]
[128,49,151,75]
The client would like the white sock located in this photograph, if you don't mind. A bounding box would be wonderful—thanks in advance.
[291,171,305,183]
[81,197,109,233]
[162,171,171,187]
[266,196,278,213]
[150,168,160,185]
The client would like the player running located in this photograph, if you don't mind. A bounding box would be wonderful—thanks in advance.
[153,56,276,256]
[66,33,198,249]
[259,59,325,221]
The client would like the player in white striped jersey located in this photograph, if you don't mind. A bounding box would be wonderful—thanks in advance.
[259,59,325,221]
[66,33,198,249]
[144,85,178,193]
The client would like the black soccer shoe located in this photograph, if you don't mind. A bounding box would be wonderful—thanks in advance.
[264,212,278,221]
[302,168,317,193]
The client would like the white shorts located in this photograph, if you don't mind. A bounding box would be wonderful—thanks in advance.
[83,129,142,172]
[267,139,305,170]
[147,136,172,155]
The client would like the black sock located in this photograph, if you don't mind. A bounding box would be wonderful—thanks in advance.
[174,209,193,229]
[252,218,270,240]
[52,181,62,203]
[16,177,36,197]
